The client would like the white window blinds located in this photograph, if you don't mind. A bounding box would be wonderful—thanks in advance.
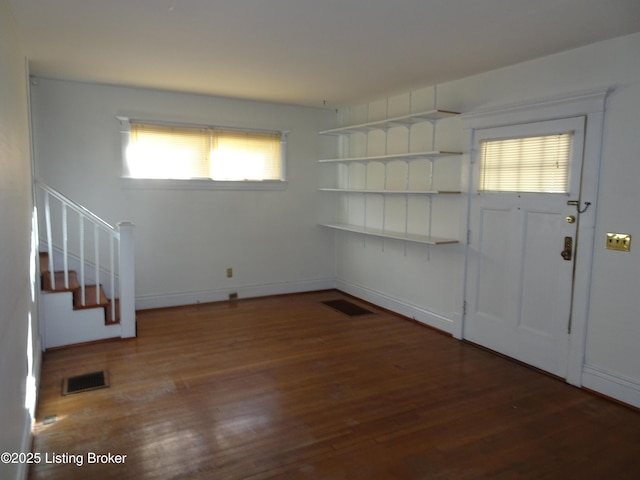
[479,133,573,193]
[126,122,283,181]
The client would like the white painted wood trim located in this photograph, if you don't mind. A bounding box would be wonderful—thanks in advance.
[460,88,612,128]
[135,277,336,310]
[41,292,121,349]
[118,222,136,338]
[459,88,612,387]
[335,279,454,334]
[582,365,640,409]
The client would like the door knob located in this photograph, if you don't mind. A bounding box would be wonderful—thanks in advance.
[565,215,576,224]
[561,236,573,261]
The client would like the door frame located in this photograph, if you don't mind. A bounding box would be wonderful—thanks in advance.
[455,89,612,386]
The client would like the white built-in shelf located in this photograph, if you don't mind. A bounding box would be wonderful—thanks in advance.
[320,223,458,245]
[318,188,460,195]
[318,101,462,248]
[318,150,461,163]
[319,109,460,135]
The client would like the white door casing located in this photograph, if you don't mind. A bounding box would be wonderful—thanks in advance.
[465,117,585,378]
[458,89,611,386]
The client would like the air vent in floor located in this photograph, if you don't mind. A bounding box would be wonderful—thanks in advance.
[62,371,109,396]
[322,299,373,316]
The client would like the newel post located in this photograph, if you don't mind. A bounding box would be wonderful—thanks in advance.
[118,221,136,338]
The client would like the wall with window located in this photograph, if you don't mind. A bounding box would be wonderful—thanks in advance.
[334,32,640,406]
[0,0,39,478]
[31,79,336,309]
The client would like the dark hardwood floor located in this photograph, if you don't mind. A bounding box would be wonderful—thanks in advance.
[30,291,640,479]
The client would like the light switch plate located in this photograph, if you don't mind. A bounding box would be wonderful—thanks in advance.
[606,233,631,252]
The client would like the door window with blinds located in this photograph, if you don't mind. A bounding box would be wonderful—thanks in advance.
[121,119,285,187]
[479,131,573,193]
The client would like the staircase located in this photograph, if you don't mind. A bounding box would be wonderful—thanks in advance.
[36,180,136,349]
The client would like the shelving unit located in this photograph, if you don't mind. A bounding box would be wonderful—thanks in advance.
[317,150,460,164]
[319,109,459,135]
[318,188,459,194]
[319,223,459,245]
[318,101,462,246]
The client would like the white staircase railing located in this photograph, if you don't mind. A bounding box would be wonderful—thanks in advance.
[35,179,136,339]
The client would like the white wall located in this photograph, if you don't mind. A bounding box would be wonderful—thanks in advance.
[333,33,640,406]
[0,1,39,479]
[327,90,466,332]
[31,79,337,309]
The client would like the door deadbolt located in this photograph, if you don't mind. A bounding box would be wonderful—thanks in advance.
[565,215,576,224]
[561,236,573,261]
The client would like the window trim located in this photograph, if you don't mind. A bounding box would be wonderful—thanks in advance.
[118,116,288,190]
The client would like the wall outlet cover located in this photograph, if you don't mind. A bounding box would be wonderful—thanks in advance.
[606,233,631,252]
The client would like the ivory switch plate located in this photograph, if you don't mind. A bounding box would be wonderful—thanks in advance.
[606,233,631,252]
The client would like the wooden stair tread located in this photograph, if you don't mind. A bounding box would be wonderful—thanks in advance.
[39,252,120,326]
[73,285,109,309]
[42,270,79,292]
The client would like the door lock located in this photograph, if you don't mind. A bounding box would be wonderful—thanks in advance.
[565,215,576,224]
[561,236,573,261]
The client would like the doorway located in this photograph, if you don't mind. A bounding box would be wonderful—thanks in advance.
[460,89,612,386]
[464,117,586,378]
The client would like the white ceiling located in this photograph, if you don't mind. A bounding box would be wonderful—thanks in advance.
[7,0,640,107]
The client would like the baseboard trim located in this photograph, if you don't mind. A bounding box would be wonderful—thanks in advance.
[335,279,454,334]
[582,364,640,409]
[135,277,336,310]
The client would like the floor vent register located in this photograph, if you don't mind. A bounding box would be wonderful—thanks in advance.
[62,370,110,396]
[322,299,373,317]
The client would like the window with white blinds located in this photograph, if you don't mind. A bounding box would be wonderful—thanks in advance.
[125,121,283,182]
[479,132,573,193]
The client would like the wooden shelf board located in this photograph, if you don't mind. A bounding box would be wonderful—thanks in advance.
[318,150,462,163]
[318,188,460,195]
[320,223,458,245]
[319,109,460,135]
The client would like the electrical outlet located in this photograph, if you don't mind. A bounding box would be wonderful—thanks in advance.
[226,267,233,278]
[606,233,631,252]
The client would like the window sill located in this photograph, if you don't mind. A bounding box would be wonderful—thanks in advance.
[121,177,288,191]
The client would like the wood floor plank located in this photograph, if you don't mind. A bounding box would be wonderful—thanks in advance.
[29,291,640,479]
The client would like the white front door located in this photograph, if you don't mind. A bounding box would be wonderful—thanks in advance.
[464,116,586,378]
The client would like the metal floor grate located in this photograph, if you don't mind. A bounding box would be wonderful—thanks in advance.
[322,299,373,316]
[62,371,109,396]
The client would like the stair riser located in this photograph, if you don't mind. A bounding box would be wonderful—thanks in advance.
[41,292,121,349]
[42,277,120,326]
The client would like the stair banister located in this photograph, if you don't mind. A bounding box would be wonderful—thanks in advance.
[43,191,55,289]
[110,238,116,323]
[62,204,69,289]
[36,179,136,342]
[94,224,100,305]
[79,219,85,305]
[118,222,136,338]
